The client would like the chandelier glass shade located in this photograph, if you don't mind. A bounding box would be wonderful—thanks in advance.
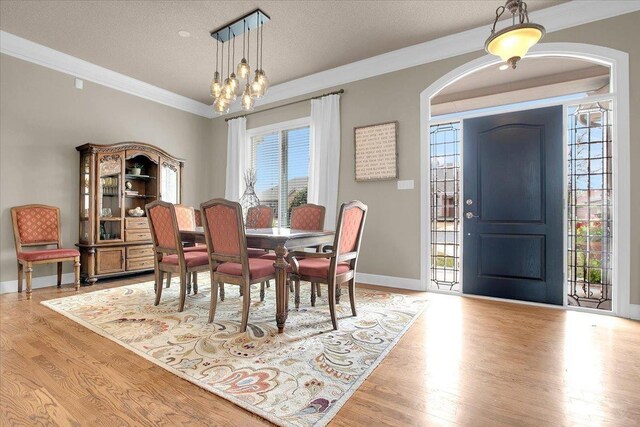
[485,0,545,69]
[209,9,270,114]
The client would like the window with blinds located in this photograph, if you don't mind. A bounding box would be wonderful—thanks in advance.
[249,123,310,227]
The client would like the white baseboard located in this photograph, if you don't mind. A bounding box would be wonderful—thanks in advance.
[0,272,75,294]
[356,273,424,291]
[630,304,640,321]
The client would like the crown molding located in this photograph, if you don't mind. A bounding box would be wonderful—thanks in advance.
[0,30,212,118]
[232,0,640,115]
[2,1,638,119]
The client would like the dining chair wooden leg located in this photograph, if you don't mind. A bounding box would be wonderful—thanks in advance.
[208,277,219,323]
[266,280,270,288]
[348,278,357,316]
[260,282,265,302]
[165,272,172,288]
[25,262,33,300]
[186,272,192,295]
[193,272,198,295]
[178,271,187,312]
[294,278,301,309]
[17,262,23,293]
[154,268,163,306]
[240,284,251,333]
[336,284,342,304]
[220,283,225,301]
[310,281,316,307]
[74,256,80,291]
[57,262,63,288]
[239,286,243,297]
[316,283,321,297]
[289,281,294,292]
[327,280,338,330]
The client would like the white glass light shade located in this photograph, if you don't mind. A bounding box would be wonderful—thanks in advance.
[213,97,229,114]
[237,58,251,79]
[241,84,254,111]
[210,71,223,98]
[255,69,269,93]
[221,78,237,101]
[485,24,544,68]
[229,73,240,93]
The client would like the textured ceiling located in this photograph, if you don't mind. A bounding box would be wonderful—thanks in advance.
[0,0,566,104]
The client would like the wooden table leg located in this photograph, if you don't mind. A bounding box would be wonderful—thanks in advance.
[274,243,289,333]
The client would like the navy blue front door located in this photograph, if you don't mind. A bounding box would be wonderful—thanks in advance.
[462,106,563,305]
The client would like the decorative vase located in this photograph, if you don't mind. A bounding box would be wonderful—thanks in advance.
[240,169,260,223]
[130,167,142,176]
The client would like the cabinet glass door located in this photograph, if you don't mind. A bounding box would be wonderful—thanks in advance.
[160,158,180,204]
[79,154,91,242]
[97,152,124,242]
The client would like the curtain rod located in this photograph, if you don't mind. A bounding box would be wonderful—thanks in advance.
[225,89,344,122]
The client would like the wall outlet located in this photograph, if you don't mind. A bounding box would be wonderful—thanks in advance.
[397,180,414,190]
[75,78,84,90]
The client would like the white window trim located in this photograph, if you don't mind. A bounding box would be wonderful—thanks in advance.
[246,117,312,224]
[420,42,631,318]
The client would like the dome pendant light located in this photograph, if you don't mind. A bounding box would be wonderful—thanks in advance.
[485,0,545,69]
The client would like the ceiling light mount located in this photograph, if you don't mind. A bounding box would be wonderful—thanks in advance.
[485,0,545,69]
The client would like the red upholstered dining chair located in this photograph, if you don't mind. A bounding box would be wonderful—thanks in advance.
[245,205,274,258]
[146,201,209,312]
[261,203,326,293]
[200,199,275,332]
[288,200,368,330]
[11,204,80,299]
[170,204,207,294]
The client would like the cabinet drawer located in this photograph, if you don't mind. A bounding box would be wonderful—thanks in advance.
[126,257,154,271]
[125,217,149,230]
[126,245,154,259]
[125,230,151,242]
[96,247,125,274]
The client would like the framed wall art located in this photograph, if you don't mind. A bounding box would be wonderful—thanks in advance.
[354,121,398,181]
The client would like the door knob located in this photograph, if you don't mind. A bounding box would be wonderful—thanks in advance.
[466,199,473,205]
[465,212,478,219]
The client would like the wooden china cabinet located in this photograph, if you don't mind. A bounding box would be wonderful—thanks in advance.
[76,142,183,284]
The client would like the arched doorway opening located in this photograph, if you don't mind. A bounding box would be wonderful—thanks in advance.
[419,43,631,317]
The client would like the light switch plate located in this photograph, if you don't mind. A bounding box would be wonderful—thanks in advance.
[75,78,84,90]
[397,180,414,190]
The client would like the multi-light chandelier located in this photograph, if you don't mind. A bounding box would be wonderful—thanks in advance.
[210,9,270,114]
[485,0,545,69]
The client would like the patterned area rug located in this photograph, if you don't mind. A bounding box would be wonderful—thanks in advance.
[41,277,427,426]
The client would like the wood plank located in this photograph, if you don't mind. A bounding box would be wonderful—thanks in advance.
[1,275,639,426]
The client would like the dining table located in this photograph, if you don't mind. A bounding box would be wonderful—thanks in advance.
[180,227,335,333]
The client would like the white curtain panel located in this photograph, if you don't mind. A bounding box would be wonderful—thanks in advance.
[309,94,341,230]
[225,117,247,201]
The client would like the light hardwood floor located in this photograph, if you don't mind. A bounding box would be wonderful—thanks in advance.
[1,275,639,426]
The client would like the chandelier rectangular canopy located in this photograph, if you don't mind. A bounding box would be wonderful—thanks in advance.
[210,8,270,42]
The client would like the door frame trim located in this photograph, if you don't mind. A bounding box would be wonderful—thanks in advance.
[420,43,631,318]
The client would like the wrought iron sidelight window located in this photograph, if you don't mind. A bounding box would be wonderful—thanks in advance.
[429,122,461,291]
[567,101,613,310]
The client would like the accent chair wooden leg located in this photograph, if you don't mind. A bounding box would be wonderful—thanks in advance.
[74,257,80,291]
[336,284,342,304]
[220,283,225,301]
[193,272,198,295]
[294,278,301,309]
[165,272,172,288]
[178,271,187,312]
[327,280,338,330]
[57,262,63,288]
[310,281,316,307]
[25,262,33,300]
[154,268,163,306]
[240,284,251,332]
[260,282,265,302]
[186,272,192,295]
[316,283,321,297]
[208,279,219,323]
[348,278,356,316]
[17,262,23,293]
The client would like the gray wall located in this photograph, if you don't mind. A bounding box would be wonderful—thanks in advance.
[207,12,640,304]
[0,54,212,281]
